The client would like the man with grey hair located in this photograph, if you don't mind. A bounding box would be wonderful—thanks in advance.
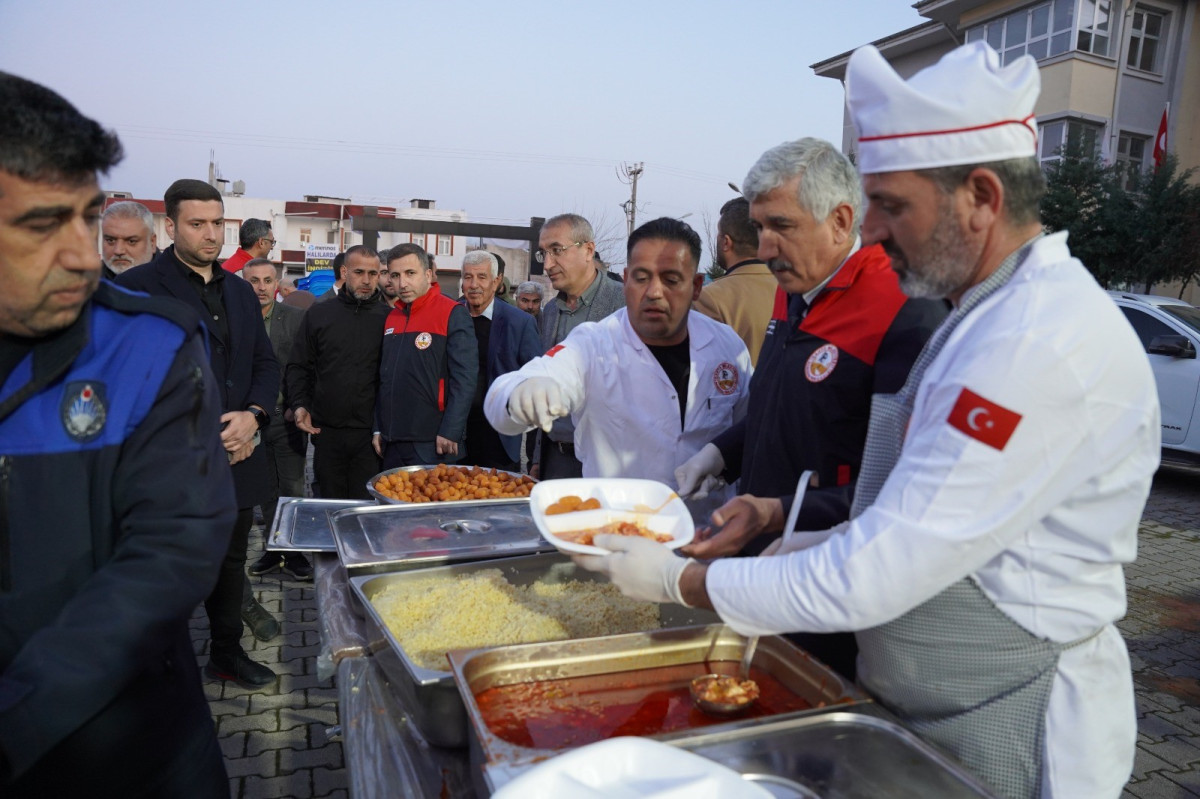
[100,200,156,280]
[534,212,624,478]
[458,250,541,470]
[222,218,274,275]
[672,137,946,678]
[515,280,544,319]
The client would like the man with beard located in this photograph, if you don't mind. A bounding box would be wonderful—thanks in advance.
[695,197,775,366]
[118,178,281,688]
[288,245,389,499]
[486,218,751,486]
[242,258,312,581]
[100,200,156,280]
[0,72,232,797]
[577,42,1160,798]
[373,243,476,468]
[458,250,541,471]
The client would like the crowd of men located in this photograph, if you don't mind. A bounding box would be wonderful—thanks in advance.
[0,37,1163,799]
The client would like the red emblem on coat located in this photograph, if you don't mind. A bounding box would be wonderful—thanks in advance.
[545,344,565,357]
[713,362,739,395]
[947,388,1022,451]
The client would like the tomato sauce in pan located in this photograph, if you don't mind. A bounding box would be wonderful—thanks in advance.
[475,663,814,749]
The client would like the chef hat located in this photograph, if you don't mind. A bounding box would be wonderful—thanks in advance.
[846,41,1040,174]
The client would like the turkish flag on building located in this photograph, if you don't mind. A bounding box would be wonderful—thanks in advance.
[1153,107,1169,170]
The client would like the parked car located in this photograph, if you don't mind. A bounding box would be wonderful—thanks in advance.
[1109,292,1200,466]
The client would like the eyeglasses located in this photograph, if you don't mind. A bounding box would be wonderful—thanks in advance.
[534,241,584,263]
[263,238,277,248]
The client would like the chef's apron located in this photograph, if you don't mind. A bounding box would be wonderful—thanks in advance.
[847,236,1101,799]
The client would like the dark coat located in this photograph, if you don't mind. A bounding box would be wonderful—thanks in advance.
[118,246,280,508]
[0,284,234,790]
[460,297,543,462]
[265,301,304,409]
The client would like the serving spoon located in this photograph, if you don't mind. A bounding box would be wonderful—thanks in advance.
[690,635,761,716]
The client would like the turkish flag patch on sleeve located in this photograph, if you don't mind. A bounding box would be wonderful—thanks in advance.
[545,344,565,357]
[947,388,1022,451]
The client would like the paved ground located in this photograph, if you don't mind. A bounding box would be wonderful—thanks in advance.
[188,465,1200,798]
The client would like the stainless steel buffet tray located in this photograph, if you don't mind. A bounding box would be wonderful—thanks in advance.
[366,464,533,505]
[331,501,553,577]
[348,552,720,748]
[450,623,867,778]
[267,497,373,552]
[666,710,998,798]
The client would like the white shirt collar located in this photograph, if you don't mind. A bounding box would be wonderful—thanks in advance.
[802,236,862,306]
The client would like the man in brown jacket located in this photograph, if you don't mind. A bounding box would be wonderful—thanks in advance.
[696,197,777,365]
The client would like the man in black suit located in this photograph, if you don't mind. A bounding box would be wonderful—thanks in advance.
[242,258,313,582]
[118,179,281,689]
[458,251,541,471]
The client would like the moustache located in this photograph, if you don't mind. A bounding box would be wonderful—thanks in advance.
[767,258,796,275]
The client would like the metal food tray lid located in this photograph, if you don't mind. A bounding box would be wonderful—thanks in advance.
[268,497,374,552]
[331,501,554,575]
[366,464,534,506]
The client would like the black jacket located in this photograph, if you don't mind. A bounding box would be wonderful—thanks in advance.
[0,283,235,791]
[118,246,279,508]
[286,288,389,430]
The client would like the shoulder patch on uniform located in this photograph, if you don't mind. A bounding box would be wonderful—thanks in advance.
[947,388,1022,451]
[415,332,433,350]
[545,344,565,357]
[713,362,739,395]
[805,344,839,382]
[61,381,108,442]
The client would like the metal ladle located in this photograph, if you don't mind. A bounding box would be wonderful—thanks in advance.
[690,635,761,716]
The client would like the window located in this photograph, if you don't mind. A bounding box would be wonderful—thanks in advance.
[1127,7,1166,72]
[225,222,239,246]
[411,233,426,248]
[299,228,311,244]
[1116,133,1149,189]
[1076,0,1111,56]
[327,230,337,244]
[1119,307,1175,349]
[1039,118,1103,165]
[437,234,452,256]
[966,0,1074,63]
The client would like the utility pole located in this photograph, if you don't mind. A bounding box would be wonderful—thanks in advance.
[618,162,644,236]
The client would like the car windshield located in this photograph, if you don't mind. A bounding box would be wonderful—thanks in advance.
[1161,305,1200,337]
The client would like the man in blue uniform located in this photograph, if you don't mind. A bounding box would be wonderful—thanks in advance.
[0,72,233,797]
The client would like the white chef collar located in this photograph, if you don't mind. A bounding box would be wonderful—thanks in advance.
[846,41,1040,173]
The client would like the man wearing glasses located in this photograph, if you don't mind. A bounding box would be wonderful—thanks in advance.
[222,218,275,275]
[533,213,624,479]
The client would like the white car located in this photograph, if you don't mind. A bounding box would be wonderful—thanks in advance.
[1109,292,1200,466]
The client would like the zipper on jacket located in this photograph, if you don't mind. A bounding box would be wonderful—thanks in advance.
[1,455,11,593]
[188,363,206,446]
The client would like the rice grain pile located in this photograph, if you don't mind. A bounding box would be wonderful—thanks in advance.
[370,569,661,670]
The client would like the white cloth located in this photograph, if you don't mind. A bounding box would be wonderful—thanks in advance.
[485,309,752,487]
[847,41,1040,173]
[706,233,1160,798]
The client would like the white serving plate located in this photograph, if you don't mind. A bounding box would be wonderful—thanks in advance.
[529,478,694,556]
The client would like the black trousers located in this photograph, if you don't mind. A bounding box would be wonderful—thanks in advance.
[463,408,518,472]
[539,437,583,479]
[381,439,460,470]
[262,414,306,531]
[206,507,253,657]
[313,427,378,500]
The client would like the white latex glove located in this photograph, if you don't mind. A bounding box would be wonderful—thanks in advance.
[572,535,694,606]
[673,443,726,499]
[508,377,568,433]
[761,521,850,556]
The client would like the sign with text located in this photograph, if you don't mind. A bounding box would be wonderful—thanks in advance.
[305,243,338,273]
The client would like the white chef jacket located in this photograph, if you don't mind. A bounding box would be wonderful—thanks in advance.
[485,309,752,487]
[706,233,1160,798]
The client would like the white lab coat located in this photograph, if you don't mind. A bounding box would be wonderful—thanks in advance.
[485,309,752,487]
[706,233,1160,798]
